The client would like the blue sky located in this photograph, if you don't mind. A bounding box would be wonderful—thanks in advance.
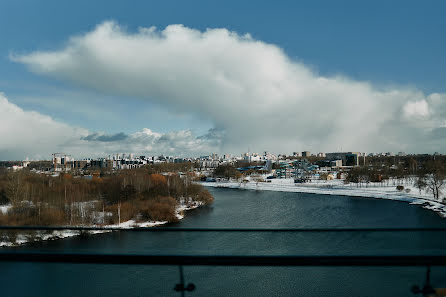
[1,0,446,159]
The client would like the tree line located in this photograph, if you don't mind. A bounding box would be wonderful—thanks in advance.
[0,168,213,226]
[345,158,446,202]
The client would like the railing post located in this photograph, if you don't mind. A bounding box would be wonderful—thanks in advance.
[411,266,435,296]
[174,265,195,296]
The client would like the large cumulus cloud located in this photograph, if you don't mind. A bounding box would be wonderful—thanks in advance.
[12,21,446,153]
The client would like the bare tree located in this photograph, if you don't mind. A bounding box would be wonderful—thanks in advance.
[415,177,427,195]
[420,161,446,201]
[6,172,23,205]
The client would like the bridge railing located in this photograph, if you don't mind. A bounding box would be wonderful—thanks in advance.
[1,226,446,296]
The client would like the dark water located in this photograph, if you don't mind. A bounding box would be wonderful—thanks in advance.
[2,188,446,296]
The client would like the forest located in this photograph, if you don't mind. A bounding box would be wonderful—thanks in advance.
[0,167,213,227]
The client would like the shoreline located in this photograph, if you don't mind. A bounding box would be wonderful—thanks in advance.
[200,179,446,218]
[0,202,203,247]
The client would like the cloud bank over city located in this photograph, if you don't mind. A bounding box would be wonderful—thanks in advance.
[8,21,446,158]
[0,93,218,159]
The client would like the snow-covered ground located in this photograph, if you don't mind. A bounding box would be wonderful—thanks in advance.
[0,201,203,247]
[201,178,446,218]
[0,205,12,215]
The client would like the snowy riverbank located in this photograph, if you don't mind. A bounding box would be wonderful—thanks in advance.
[200,178,446,218]
[0,201,203,247]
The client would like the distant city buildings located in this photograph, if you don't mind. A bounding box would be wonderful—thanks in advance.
[51,153,151,172]
[5,150,439,175]
[302,151,311,157]
[325,152,362,167]
[10,160,30,171]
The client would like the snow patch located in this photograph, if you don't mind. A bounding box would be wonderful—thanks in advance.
[0,204,12,214]
[0,201,203,247]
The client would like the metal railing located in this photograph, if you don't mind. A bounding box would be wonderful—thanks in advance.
[1,226,446,296]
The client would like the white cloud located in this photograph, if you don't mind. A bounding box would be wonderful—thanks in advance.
[403,100,429,118]
[0,92,86,160]
[78,128,220,156]
[0,93,217,160]
[12,21,446,153]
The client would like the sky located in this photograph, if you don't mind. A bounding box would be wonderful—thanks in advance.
[1,0,446,160]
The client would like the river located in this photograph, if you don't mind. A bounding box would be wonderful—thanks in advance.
[1,188,446,296]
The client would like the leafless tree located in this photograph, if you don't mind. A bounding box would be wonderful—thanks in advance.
[420,161,446,201]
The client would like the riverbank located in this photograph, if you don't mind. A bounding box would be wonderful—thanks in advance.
[0,201,203,247]
[200,178,446,218]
